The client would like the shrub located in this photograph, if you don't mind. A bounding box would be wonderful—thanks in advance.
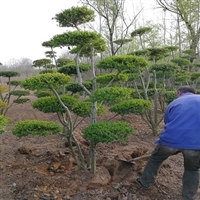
[109,99,152,115]
[9,80,22,86]
[66,82,92,93]
[163,91,176,104]
[0,115,9,134]
[90,87,132,104]
[34,90,53,98]
[95,73,128,84]
[73,100,105,117]
[0,85,8,93]
[21,73,70,90]
[0,100,7,109]
[32,95,78,113]
[12,120,62,137]
[9,90,30,96]
[58,63,90,75]
[82,121,134,144]
[39,69,57,74]
[13,98,30,104]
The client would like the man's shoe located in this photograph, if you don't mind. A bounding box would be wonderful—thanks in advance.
[135,178,150,189]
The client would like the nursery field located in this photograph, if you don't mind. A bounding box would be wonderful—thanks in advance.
[1,94,200,200]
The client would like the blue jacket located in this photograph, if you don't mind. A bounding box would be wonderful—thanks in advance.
[156,93,200,150]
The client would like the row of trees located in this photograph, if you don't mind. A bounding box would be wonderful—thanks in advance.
[22,3,200,173]
[1,0,200,174]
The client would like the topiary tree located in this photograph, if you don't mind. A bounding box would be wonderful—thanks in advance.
[65,82,93,95]
[164,46,179,59]
[96,54,148,73]
[32,58,52,71]
[162,91,176,104]
[149,62,180,111]
[0,98,9,134]
[12,120,62,137]
[171,57,191,70]
[49,7,108,173]
[33,89,53,98]
[0,71,30,115]
[9,80,22,89]
[94,73,129,87]
[150,62,179,87]
[82,121,134,173]
[90,87,133,105]
[42,40,58,70]
[38,6,157,174]
[53,6,95,30]
[58,62,90,80]
[175,72,191,86]
[147,47,170,63]
[182,49,196,63]
[128,49,150,58]
[109,99,152,119]
[56,58,74,68]
[21,72,93,169]
[190,72,200,88]
[193,63,200,71]
[32,94,105,169]
[96,54,164,135]
[0,71,20,91]
[131,27,152,49]
[0,114,9,134]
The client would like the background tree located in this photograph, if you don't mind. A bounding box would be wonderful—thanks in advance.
[0,58,34,78]
[156,0,200,60]
[0,71,30,115]
[32,58,52,71]
[42,40,59,70]
[80,0,142,56]
[11,2,200,176]
[96,54,163,136]
[131,27,152,49]
[18,58,34,77]
[0,114,8,134]
[53,6,95,30]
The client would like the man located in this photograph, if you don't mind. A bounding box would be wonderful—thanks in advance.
[136,86,200,200]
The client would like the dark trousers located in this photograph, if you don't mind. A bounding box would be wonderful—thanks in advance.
[139,144,200,200]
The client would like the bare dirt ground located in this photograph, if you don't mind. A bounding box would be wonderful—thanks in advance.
[1,94,200,200]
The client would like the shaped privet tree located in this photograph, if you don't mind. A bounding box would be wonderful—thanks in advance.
[149,62,180,112]
[171,57,191,70]
[37,6,153,174]
[131,27,152,50]
[42,40,58,70]
[96,54,166,136]
[21,72,134,174]
[0,71,30,115]
[22,73,93,169]
[51,6,106,173]
[32,94,105,169]
[147,47,170,64]
[0,99,8,134]
[42,6,141,174]
[150,62,179,89]
[0,86,8,133]
[32,58,52,72]
[52,32,137,173]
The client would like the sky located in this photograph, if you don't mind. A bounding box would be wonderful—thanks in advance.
[0,0,159,65]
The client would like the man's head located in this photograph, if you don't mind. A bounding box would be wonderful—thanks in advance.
[176,86,196,98]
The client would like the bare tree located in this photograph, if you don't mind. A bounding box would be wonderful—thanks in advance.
[156,0,200,60]
[79,0,142,56]
[18,58,33,77]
